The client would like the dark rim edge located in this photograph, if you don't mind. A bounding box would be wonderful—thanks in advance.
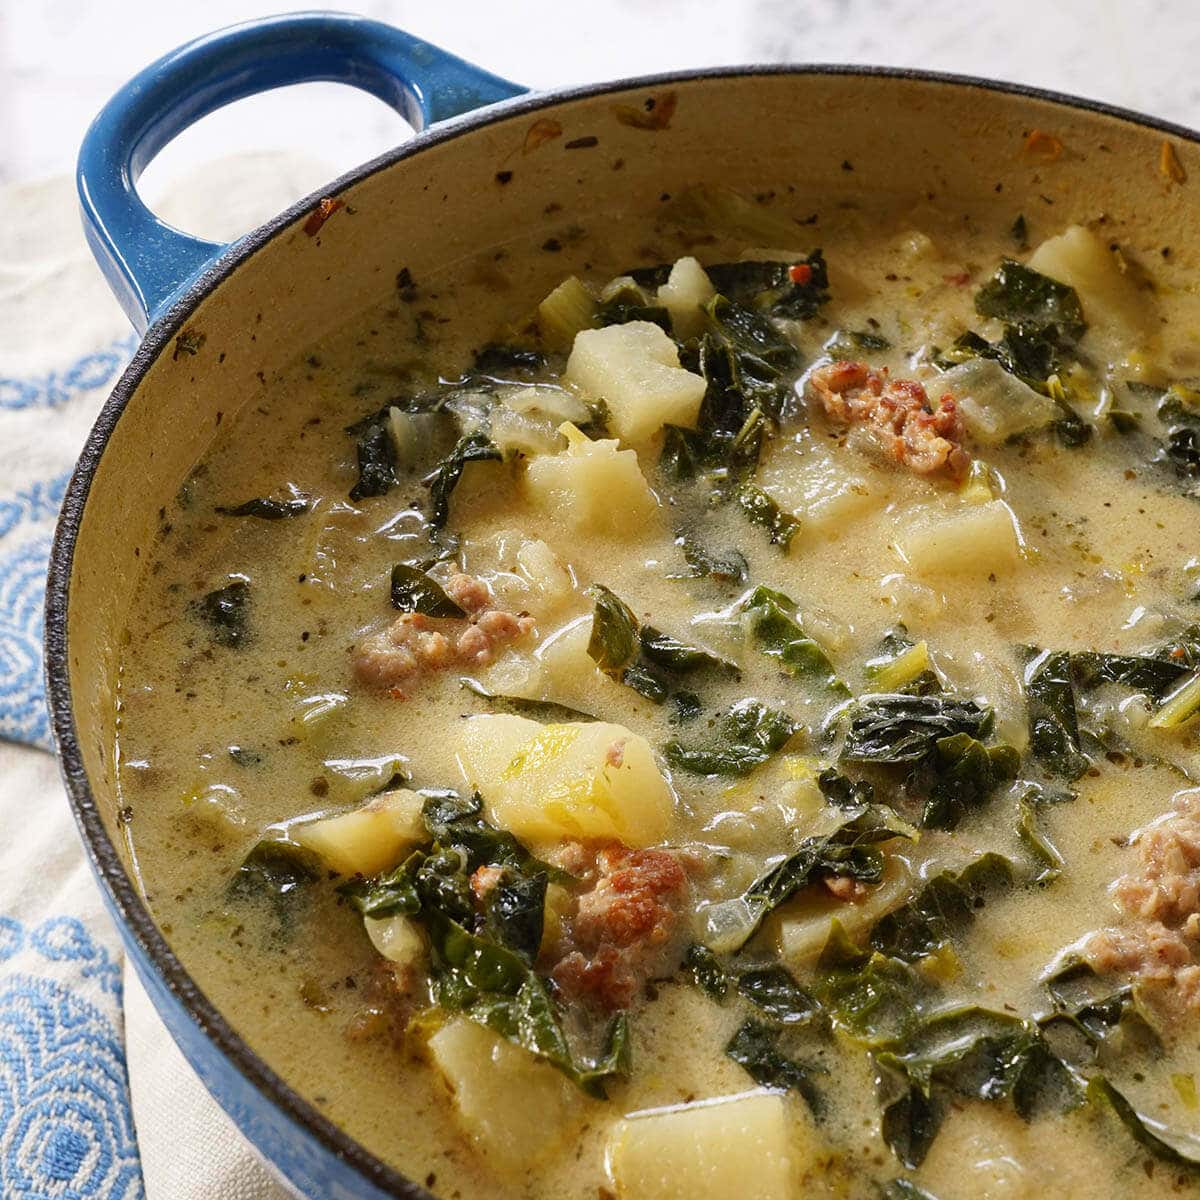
[44,60,1200,1198]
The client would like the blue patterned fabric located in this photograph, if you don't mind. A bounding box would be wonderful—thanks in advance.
[1,323,146,1196]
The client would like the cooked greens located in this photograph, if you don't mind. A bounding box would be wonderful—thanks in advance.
[390,563,467,617]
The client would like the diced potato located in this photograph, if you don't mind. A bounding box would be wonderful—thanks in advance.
[515,538,575,609]
[428,1019,583,1171]
[606,1089,809,1200]
[894,499,1022,576]
[1028,224,1154,334]
[767,853,915,967]
[758,435,880,537]
[657,256,715,339]
[566,322,706,444]
[454,714,673,846]
[290,788,425,877]
[364,913,425,967]
[936,359,1057,443]
[523,422,657,536]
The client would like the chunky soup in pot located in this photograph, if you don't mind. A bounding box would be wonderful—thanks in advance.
[115,187,1200,1199]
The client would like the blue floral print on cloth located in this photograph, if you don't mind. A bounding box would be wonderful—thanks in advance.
[0,172,146,1198]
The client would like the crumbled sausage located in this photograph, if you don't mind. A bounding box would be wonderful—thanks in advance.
[806,360,970,480]
[823,874,870,901]
[1084,789,1200,1012]
[470,864,504,902]
[352,572,535,691]
[546,843,689,1012]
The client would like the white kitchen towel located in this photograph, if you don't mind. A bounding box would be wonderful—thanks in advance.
[0,154,329,1200]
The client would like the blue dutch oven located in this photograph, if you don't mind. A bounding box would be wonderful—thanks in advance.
[45,11,1200,1197]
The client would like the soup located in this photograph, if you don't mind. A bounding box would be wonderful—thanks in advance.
[113,187,1200,1198]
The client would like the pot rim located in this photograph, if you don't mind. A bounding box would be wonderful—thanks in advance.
[43,61,1200,1197]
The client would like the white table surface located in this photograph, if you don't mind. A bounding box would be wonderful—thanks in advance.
[4,0,1200,222]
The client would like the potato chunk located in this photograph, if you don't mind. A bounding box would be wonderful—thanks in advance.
[454,714,673,846]
[657,256,715,339]
[523,423,657,536]
[1028,224,1154,334]
[758,434,880,538]
[290,788,425,876]
[566,322,706,444]
[606,1089,807,1200]
[894,499,1021,576]
[428,1019,582,1171]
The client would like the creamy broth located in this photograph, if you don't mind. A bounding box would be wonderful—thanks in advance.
[115,192,1200,1199]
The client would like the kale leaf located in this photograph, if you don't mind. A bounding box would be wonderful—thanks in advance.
[390,563,467,617]
[229,838,322,927]
[194,580,251,648]
[725,1019,823,1115]
[586,584,639,674]
[974,259,1086,342]
[216,493,309,519]
[736,484,801,548]
[347,411,399,501]
[1087,1077,1200,1172]
[460,678,598,723]
[664,698,796,776]
[841,694,993,764]
[683,943,730,1001]
[736,965,820,1024]
[426,431,502,528]
[740,585,847,693]
[1022,649,1090,780]
[673,533,749,583]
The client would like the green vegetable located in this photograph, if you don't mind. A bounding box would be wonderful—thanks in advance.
[638,626,734,674]
[841,694,992,764]
[915,733,1020,830]
[740,585,847,693]
[664,699,796,776]
[884,1181,940,1200]
[975,259,1086,342]
[1023,649,1090,779]
[1087,1076,1200,1171]
[725,1019,822,1115]
[1042,958,1156,1046]
[596,282,672,332]
[426,431,502,528]
[736,483,801,548]
[866,628,938,695]
[736,965,819,1025]
[1071,649,1191,700]
[472,344,547,377]
[879,1081,943,1170]
[816,952,931,1048]
[824,328,892,359]
[586,585,639,674]
[631,255,830,320]
[816,767,876,810]
[215,492,309,519]
[706,807,914,952]
[229,838,322,926]
[871,854,1014,962]
[1150,670,1200,730]
[673,533,748,583]
[460,678,598,723]
[347,411,399,501]
[683,943,729,1001]
[390,563,467,617]
[483,868,546,964]
[1017,792,1065,883]
[194,580,251,648]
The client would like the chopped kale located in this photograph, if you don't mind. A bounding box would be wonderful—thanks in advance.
[472,343,547,377]
[347,411,398,501]
[974,259,1086,342]
[841,694,993,764]
[725,1019,822,1114]
[1087,1077,1200,1171]
[740,586,847,694]
[1017,790,1065,883]
[638,626,734,675]
[824,328,892,359]
[683,943,729,1001]
[586,584,639,674]
[426,431,502,528]
[674,533,749,583]
[736,965,819,1025]
[460,678,598,723]
[229,838,322,926]
[483,868,547,964]
[736,484,801,548]
[912,733,1020,830]
[870,854,1014,962]
[664,699,796,776]
[817,767,876,810]
[215,492,309,519]
[193,580,251,648]
[390,563,467,617]
[1022,649,1090,780]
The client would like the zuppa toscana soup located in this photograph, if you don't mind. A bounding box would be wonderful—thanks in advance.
[114,188,1200,1199]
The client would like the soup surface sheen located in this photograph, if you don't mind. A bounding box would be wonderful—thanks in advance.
[116,188,1200,1199]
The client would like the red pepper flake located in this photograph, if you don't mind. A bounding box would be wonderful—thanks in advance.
[943,271,971,286]
[788,263,813,285]
[303,197,343,237]
[1023,129,1063,162]
[613,91,678,131]
[523,118,563,154]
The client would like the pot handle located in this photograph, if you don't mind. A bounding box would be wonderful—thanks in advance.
[77,12,527,333]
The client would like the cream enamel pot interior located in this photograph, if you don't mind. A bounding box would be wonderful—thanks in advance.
[47,12,1200,1199]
